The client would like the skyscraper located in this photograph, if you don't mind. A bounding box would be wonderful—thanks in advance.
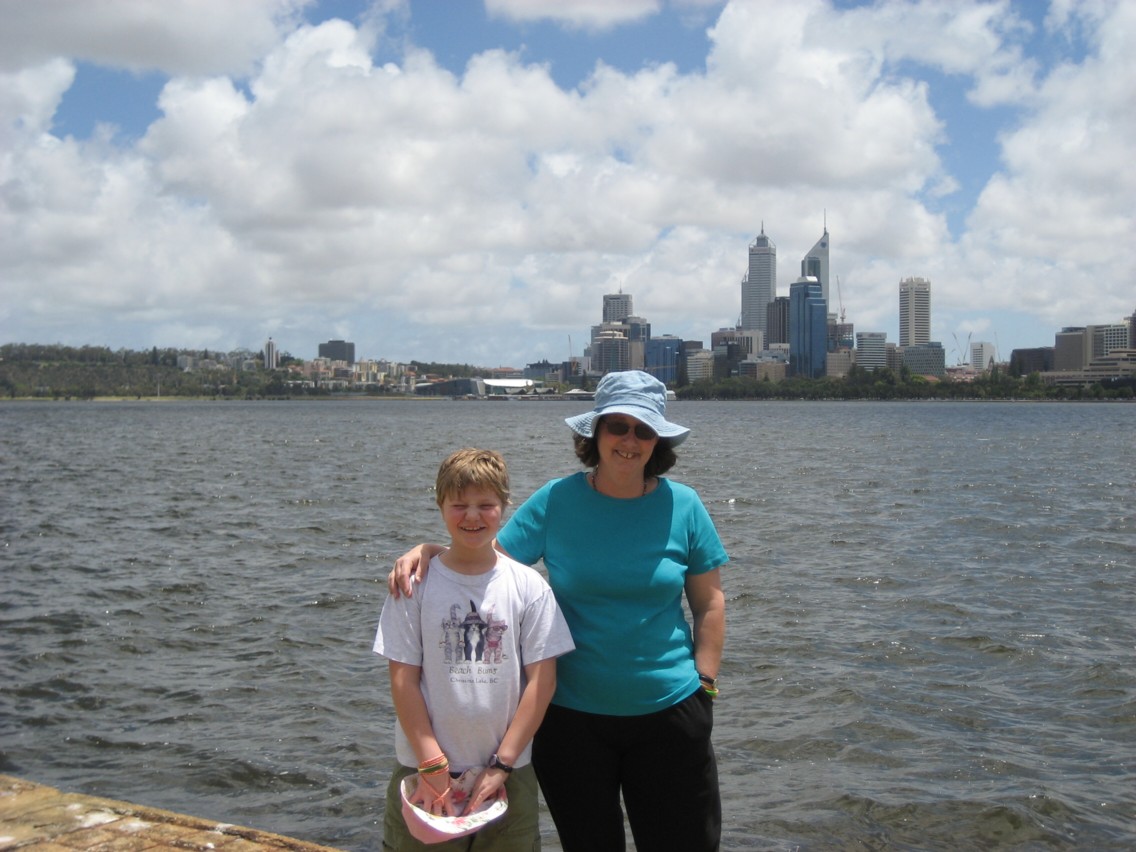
[789,276,827,379]
[766,295,790,346]
[603,292,632,323]
[741,226,776,333]
[263,337,278,370]
[800,225,830,311]
[898,277,931,347]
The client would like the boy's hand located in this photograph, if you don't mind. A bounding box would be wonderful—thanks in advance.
[467,767,507,813]
[409,773,456,816]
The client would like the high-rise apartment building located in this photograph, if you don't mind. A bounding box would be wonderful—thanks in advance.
[741,227,776,333]
[263,338,278,370]
[789,276,827,379]
[898,277,931,347]
[800,226,830,312]
[603,292,632,323]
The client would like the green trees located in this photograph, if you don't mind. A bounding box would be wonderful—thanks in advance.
[674,368,1123,402]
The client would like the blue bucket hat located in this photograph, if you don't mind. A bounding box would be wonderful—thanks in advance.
[565,371,689,445]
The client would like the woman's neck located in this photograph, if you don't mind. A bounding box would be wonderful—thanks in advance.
[589,466,651,499]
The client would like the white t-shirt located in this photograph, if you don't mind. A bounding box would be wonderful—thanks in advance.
[374,553,574,771]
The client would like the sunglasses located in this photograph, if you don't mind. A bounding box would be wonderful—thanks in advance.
[602,419,658,441]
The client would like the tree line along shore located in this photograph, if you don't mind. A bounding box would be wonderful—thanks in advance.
[2,343,1133,402]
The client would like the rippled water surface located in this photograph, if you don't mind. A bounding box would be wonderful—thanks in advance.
[2,400,1133,850]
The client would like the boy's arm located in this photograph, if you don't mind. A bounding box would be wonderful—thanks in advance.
[466,657,557,811]
[389,660,456,815]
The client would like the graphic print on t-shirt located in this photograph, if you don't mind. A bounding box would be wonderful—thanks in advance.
[442,600,508,668]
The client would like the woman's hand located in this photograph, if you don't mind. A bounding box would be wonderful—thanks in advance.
[388,543,442,597]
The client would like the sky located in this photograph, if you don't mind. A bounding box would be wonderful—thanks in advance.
[1,0,1134,367]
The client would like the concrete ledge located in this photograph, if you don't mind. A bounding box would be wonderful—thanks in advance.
[0,774,346,851]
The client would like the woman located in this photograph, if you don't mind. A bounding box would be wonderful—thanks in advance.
[390,370,728,851]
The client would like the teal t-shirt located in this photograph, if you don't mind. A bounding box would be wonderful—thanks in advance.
[496,471,728,716]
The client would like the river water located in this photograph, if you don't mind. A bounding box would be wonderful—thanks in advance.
[1,399,1133,850]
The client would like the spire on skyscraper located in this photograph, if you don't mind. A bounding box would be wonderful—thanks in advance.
[801,222,830,311]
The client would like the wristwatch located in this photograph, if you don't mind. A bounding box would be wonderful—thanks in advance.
[488,754,514,773]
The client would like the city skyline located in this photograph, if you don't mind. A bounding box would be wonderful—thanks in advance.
[2,1,1133,365]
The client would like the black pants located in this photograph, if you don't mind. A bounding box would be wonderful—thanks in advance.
[532,689,720,852]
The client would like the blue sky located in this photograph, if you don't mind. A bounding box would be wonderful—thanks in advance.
[3,0,1134,366]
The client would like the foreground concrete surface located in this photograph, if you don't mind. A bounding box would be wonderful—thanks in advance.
[0,775,347,851]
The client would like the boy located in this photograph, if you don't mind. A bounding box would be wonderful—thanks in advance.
[375,448,574,850]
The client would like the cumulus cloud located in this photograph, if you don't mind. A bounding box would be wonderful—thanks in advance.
[485,0,662,31]
[0,0,307,76]
[0,0,1132,363]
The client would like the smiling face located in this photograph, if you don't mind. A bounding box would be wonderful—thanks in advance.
[597,413,658,474]
[440,485,504,553]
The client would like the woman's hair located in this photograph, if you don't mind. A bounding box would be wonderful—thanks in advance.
[573,419,678,477]
[435,447,511,507]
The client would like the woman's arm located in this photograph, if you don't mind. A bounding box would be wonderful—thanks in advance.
[388,543,446,597]
[466,658,557,811]
[685,568,725,684]
[389,661,456,815]
[388,539,517,597]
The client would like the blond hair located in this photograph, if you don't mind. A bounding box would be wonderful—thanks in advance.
[435,448,510,508]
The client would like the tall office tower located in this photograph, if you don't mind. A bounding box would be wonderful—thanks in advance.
[603,292,632,323]
[645,335,685,384]
[800,225,830,311]
[766,295,790,345]
[1128,307,1136,348]
[263,338,279,370]
[789,276,827,378]
[856,332,887,372]
[898,277,931,347]
[623,316,651,370]
[741,226,776,333]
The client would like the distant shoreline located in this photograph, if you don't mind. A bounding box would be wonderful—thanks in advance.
[2,395,1129,405]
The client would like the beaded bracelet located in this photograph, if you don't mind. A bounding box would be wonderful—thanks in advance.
[418,754,450,776]
[417,771,452,808]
